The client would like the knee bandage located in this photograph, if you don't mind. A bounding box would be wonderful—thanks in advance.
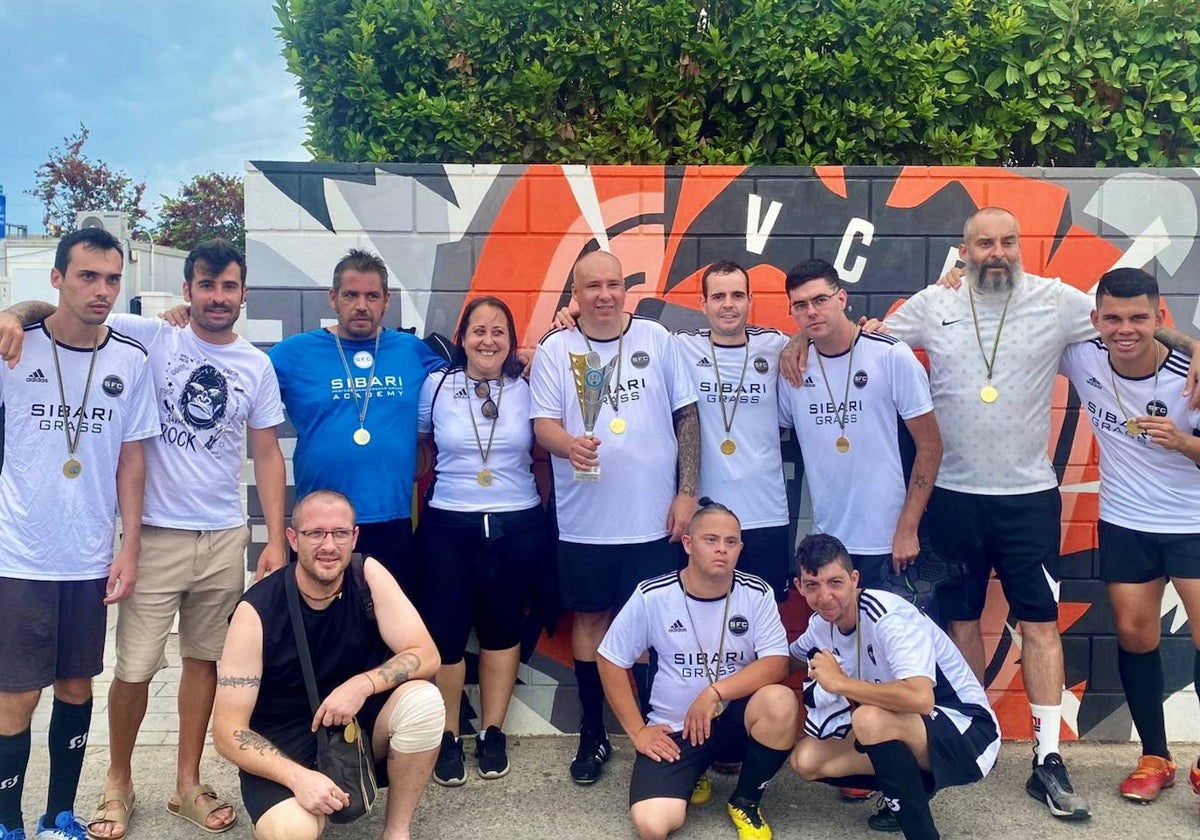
[388,680,445,754]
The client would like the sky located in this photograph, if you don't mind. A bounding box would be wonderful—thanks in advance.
[0,0,309,232]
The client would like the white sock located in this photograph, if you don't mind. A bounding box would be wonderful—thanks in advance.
[477,729,486,742]
[1030,703,1061,763]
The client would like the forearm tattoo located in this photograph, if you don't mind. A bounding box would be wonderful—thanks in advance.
[378,652,421,687]
[673,403,700,496]
[914,473,929,490]
[234,729,281,758]
[1155,327,1195,355]
[217,675,262,688]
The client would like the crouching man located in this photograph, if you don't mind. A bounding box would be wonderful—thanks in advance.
[788,534,999,840]
[598,500,798,840]
[213,490,444,840]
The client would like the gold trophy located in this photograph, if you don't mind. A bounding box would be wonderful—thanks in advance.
[570,350,619,483]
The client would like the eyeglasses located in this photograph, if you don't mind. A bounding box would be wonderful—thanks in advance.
[788,292,840,314]
[475,380,499,420]
[298,528,355,544]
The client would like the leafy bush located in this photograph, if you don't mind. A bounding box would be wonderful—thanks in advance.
[275,0,1200,166]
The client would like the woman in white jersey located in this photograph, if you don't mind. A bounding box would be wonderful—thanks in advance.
[415,296,547,788]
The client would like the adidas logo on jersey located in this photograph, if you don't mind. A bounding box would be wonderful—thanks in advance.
[25,368,48,383]
[802,376,816,388]
[453,387,469,399]
[668,619,687,633]
[1086,377,1103,389]
[695,357,713,368]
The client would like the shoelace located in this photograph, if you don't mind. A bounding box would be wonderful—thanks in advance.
[1128,756,1170,780]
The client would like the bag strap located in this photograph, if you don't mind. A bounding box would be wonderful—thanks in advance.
[283,564,323,717]
[348,554,375,622]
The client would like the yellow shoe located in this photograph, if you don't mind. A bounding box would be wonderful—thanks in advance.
[689,773,712,806]
[727,796,772,840]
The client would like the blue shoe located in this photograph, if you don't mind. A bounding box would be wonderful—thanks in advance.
[0,823,27,840]
[34,811,86,840]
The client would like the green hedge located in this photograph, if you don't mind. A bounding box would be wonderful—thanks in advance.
[275,0,1200,166]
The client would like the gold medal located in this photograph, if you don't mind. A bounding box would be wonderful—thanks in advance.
[980,384,999,404]
[712,699,726,719]
[353,427,371,446]
[609,416,627,434]
[343,720,359,743]
[835,436,850,454]
[63,458,82,479]
[477,468,494,487]
[1124,419,1142,436]
[720,438,736,456]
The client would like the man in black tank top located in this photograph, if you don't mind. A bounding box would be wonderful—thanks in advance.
[213,490,446,840]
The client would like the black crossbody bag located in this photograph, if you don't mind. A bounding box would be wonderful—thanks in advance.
[283,562,379,824]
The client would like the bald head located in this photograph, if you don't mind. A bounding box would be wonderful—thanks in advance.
[963,207,1019,243]
[572,250,622,283]
[570,250,626,337]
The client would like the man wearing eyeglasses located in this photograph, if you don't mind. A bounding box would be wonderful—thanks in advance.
[213,489,444,840]
[777,259,942,591]
[268,250,448,593]
[530,250,700,785]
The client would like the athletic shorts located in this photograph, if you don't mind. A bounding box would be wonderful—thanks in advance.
[927,487,1061,623]
[629,698,750,806]
[849,553,893,591]
[921,706,999,791]
[0,576,108,692]
[558,537,681,613]
[240,693,389,825]
[738,525,791,602]
[115,524,248,682]
[415,505,547,663]
[1098,520,1200,584]
[354,518,416,596]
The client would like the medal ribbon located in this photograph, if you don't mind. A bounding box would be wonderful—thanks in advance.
[967,286,1012,386]
[814,326,858,438]
[465,372,504,470]
[1109,344,1161,431]
[333,329,382,432]
[47,322,100,462]
[682,570,733,700]
[708,332,750,442]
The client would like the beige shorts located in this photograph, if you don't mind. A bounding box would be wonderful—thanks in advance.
[114,524,249,682]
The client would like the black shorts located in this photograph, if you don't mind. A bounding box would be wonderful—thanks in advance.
[356,518,417,595]
[921,707,999,792]
[849,553,892,591]
[415,505,547,663]
[240,693,389,825]
[0,576,107,692]
[1098,520,1200,584]
[927,487,1061,623]
[558,537,681,613]
[629,699,750,806]
[738,525,791,602]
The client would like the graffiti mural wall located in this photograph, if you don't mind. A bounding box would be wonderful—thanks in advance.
[245,162,1200,742]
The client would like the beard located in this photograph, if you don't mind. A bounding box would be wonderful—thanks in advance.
[966,257,1022,293]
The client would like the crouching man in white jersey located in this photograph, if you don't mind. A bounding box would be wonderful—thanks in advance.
[789,534,999,840]
[1057,268,1200,810]
[598,501,797,840]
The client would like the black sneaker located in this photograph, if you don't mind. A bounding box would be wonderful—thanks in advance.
[476,726,510,779]
[433,731,466,787]
[1026,753,1091,820]
[867,795,902,832]
[569,730,612,785]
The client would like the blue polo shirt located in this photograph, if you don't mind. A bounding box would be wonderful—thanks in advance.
[269,328,446,523]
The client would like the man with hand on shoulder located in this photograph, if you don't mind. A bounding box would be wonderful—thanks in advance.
[598,500,797,840]
[213,490,444,840]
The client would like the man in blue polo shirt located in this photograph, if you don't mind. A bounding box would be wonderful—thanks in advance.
[269,249,446,592]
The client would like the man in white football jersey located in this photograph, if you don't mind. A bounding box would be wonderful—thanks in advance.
[1058,268,1200,809]
[789,534,999,840]
[0,239,288,838]
[673,260,791,598]
[778,259,941,589]
[0,228,158,840]
[598,501,797,840]
[530,250,700,784]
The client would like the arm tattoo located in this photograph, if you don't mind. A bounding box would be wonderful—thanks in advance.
[1155,327,1196,355]
[217,675,262,688]
[234,729,281,757]
[673,403,700,496]
[6,300,56,326]
[914,474,928,490]
[377,652,421,687]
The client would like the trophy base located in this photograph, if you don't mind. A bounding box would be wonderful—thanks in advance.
[573,467,600,483]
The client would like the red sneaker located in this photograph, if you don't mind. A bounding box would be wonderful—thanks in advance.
[1189,759,1199,795]
[839,787,874,801]
[1120,755,1176,802]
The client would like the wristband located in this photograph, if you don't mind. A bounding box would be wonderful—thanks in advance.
[710,683,723,702]
[362,672,377,694]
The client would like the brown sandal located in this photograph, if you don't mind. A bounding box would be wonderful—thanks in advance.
[86,788,135,840]
[165,783,238,834]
